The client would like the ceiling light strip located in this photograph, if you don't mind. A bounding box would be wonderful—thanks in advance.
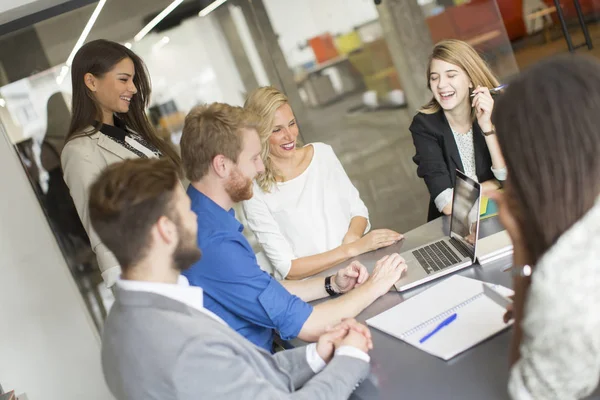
[198,0,227,17]
[134,0,184,42]
[65,0,107,67]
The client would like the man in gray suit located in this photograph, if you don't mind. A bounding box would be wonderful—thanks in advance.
[89,157,382,399]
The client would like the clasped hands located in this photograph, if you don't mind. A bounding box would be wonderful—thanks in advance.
[316,318,373,363]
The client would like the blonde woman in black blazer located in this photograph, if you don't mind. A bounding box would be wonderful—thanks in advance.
[410,40,506,221]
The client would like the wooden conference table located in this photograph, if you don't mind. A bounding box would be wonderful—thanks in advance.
[288,215,600,399]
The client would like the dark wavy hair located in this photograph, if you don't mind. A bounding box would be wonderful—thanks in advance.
[66,39,180,169]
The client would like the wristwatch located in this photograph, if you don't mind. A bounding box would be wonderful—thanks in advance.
[324,275,338,296]
[483,128,496,137]
[511,264,532,278]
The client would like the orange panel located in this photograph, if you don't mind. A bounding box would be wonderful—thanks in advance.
[308,34,340,64]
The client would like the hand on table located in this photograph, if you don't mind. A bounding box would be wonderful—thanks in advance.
[316,318,373,362]
[365,253,407,297]
[349,229,404,256]
[333,261,369,293]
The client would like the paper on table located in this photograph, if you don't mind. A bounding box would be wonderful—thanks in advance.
[366,275,513,360]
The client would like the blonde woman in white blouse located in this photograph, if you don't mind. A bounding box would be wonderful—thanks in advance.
[243,87,402,280]
[492,55,600,400]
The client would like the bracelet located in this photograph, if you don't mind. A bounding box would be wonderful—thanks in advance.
[324,275,337,296]
[483,128,496,137]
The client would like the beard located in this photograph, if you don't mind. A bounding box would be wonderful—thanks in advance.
[172,219,202,272]
[225,166,253,202]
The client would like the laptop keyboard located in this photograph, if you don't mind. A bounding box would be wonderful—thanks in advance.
[412,240,467,275]
[449,237,472,258]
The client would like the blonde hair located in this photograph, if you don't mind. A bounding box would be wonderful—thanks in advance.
[420,39,500,117]
[244,86,288,193]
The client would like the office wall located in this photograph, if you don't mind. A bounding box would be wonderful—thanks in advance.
[263,0,379,67]
[133,15,247,111]
[0,123,111,399]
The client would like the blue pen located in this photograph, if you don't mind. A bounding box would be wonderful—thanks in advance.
[419,313,457,344]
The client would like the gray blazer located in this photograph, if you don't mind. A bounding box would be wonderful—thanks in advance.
[102,288,370,400]
[61,129,140,286]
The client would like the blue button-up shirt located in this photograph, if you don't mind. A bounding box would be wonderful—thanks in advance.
[183,186,313,351]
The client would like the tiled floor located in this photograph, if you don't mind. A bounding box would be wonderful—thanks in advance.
[302,95,429,235]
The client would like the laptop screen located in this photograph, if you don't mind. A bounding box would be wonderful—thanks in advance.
[449,170,481,260]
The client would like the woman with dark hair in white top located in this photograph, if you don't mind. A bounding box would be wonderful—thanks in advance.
[493,54,600,399]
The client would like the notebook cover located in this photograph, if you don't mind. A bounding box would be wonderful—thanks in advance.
[366,275,513,360]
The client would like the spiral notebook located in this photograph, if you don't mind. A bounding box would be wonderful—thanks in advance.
[366,275,514,360]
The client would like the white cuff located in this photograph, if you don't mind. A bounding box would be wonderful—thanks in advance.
[491,166,507,181]
[306,343,327,373]
[335,346,371,363]
[101,265,122,288]
[434,188,454,213]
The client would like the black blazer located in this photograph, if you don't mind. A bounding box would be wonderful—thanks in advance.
[410,110,496,221]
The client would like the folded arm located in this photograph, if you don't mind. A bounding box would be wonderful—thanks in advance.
[174,338,369,400]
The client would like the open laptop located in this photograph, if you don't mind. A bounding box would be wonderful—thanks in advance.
[395,170,481,292]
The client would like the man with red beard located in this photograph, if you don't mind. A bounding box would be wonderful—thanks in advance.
[181,103,406,352]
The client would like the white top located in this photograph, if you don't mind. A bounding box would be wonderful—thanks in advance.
[116,275,368,371]
[452,127,477,180]
[242,142,370,279]
[508,197,600,400]
[434,128,507,212]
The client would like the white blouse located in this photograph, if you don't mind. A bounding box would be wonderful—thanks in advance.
[242,142,370,279]
[434,127,507,212]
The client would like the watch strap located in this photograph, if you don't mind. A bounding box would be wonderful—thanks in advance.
[483,128,496,137]
[325,275,337,296]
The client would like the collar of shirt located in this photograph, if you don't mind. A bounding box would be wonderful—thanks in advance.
[116,275,227,325]
[187,185,244,234]
[94,116,129,141]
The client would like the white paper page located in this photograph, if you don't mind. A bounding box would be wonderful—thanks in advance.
[403,295,511,360]
[366,275,514,360]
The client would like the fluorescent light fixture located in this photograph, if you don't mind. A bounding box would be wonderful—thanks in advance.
[65,0,107,67]
[56,0,106,85]
[198,0,227,17]
[134,0,184,42]
[124,42,132,49]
